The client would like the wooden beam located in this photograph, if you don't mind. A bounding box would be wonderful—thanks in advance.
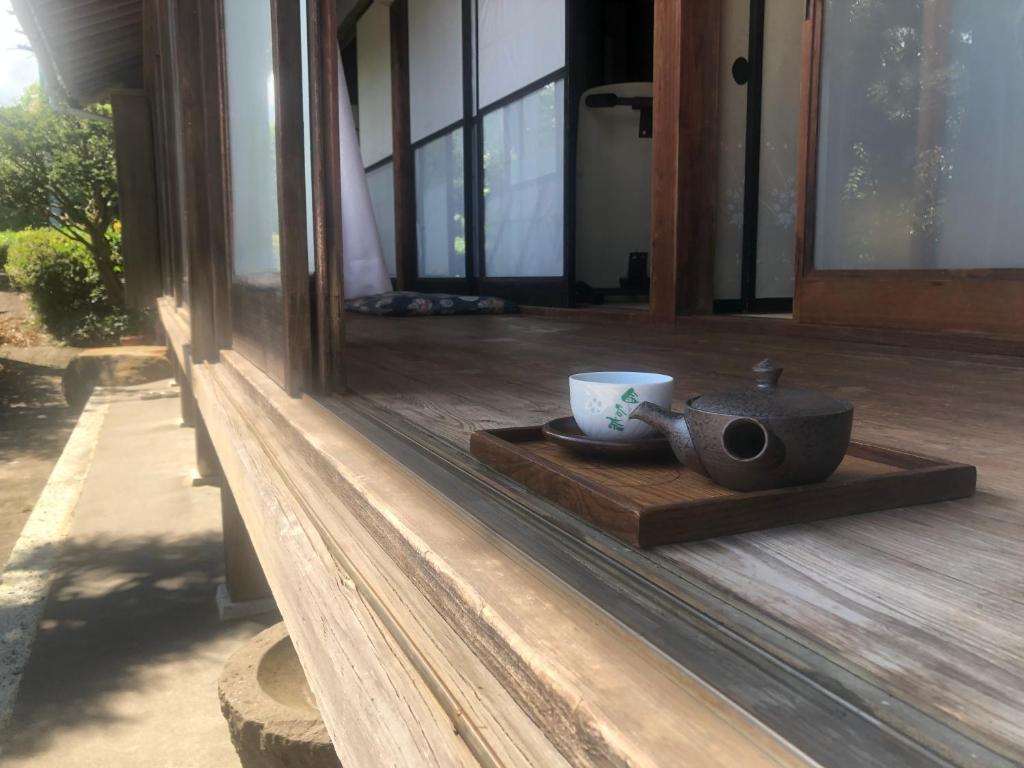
[110,90,163,312]
[197,0,232,351]
[270,0,314,396]
[174,0,217,362]
[309,0,346,393]
[390,0,416,291]
[649,0,720,320]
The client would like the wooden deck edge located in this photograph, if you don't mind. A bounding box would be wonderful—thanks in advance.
[193,350,814,768]
[156,295,191,372]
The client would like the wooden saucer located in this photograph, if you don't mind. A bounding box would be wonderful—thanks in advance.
[541,417,672,460]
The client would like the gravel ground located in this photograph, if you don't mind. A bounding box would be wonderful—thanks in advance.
[0,289,78,568]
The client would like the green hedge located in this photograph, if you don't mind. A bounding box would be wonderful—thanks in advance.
[0,230,18,272]
[5,228,137,346]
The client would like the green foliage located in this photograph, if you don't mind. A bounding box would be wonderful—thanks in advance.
[0,85,123,305]
[0,230,19,272]
[5,228,139,346]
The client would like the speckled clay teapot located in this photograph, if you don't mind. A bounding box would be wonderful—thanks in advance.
[629,360,853,492]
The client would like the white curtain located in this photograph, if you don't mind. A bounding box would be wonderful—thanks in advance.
[338,54,391,298]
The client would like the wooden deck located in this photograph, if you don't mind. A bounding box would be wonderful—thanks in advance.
[343,312,1024,761]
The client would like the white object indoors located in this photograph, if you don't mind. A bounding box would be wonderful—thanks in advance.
[575,82,653,290]
[338,53,391,299]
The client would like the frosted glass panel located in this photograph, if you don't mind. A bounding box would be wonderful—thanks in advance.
[223,0,280,283]
[408,0,463,143]
[483,81,564,277]
[356,3,393,167]
[367,162,397,278]
[478,0,565,108]
[415,129,465,277]
[754,0,802,297]
[714,0,748,300]
[816,0,1024,270]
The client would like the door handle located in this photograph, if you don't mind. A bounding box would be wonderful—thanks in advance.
[732,57,751,86]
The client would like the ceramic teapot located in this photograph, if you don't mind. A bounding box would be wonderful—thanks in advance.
[629,360,853,492]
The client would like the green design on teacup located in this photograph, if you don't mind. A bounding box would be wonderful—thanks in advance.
[621,387,640,404]
[614,403,627,418]
[606,417,625,432]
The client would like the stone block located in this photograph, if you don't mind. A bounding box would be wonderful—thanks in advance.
[62,346,172,408]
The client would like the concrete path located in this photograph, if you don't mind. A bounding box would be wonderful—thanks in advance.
[0,382,274,767]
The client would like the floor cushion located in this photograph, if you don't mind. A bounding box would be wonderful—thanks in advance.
[345,291,518,316]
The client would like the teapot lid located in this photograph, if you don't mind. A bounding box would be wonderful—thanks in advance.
[689,360,851,418]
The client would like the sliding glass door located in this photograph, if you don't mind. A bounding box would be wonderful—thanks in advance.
[386,0,569,303]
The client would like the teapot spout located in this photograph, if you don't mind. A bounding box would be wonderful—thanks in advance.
[629,401,680,433]
[630,402,708,476]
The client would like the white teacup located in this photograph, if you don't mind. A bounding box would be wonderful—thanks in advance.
[569,372,674,441]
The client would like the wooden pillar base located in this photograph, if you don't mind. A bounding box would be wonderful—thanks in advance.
[195,411,220,481]
[221,480,273,607]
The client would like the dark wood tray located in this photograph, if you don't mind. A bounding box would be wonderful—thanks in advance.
[470,426,977,547]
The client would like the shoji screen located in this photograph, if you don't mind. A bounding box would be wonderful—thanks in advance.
[357,2,396,277]
[356,3,393,167]
[477,0,565,109]
[408,0,463,141]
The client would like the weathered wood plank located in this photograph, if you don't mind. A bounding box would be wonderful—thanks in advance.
[343,311,1024,761]
[193,349,812,767]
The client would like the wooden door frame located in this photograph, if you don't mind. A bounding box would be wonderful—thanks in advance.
[794,0,1024,338]
[308,0,346,393]
[649,0,721,321]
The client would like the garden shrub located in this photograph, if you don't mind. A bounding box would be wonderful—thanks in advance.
[0,230,18,272]
[5,228,138,346]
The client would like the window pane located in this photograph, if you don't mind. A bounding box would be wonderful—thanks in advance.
[367,162,397,278]
[483,81,564,278]
[356,3,393,167]
[408,0,463,143]
[478,0,565,108]
[223,0,281,284]
[415,129,465,278]
[816,0,1024,270]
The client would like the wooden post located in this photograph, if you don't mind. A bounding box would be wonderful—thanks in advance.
[111,91,163,313]
[194,411,220,482]
[390,0,416,291]
[174,0,218,363]
[649,0,720,321]
[197,0,233,351]
[220,480,274,609]
[310,0,346,392]
[271,0,314,397]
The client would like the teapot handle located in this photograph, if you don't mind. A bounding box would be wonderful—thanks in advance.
[753,359,783,390]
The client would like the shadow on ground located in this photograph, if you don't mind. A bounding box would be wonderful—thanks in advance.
[0,358,78,463]
[1,532,277,761]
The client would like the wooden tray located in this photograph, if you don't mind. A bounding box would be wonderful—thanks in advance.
[470,426,977,547]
